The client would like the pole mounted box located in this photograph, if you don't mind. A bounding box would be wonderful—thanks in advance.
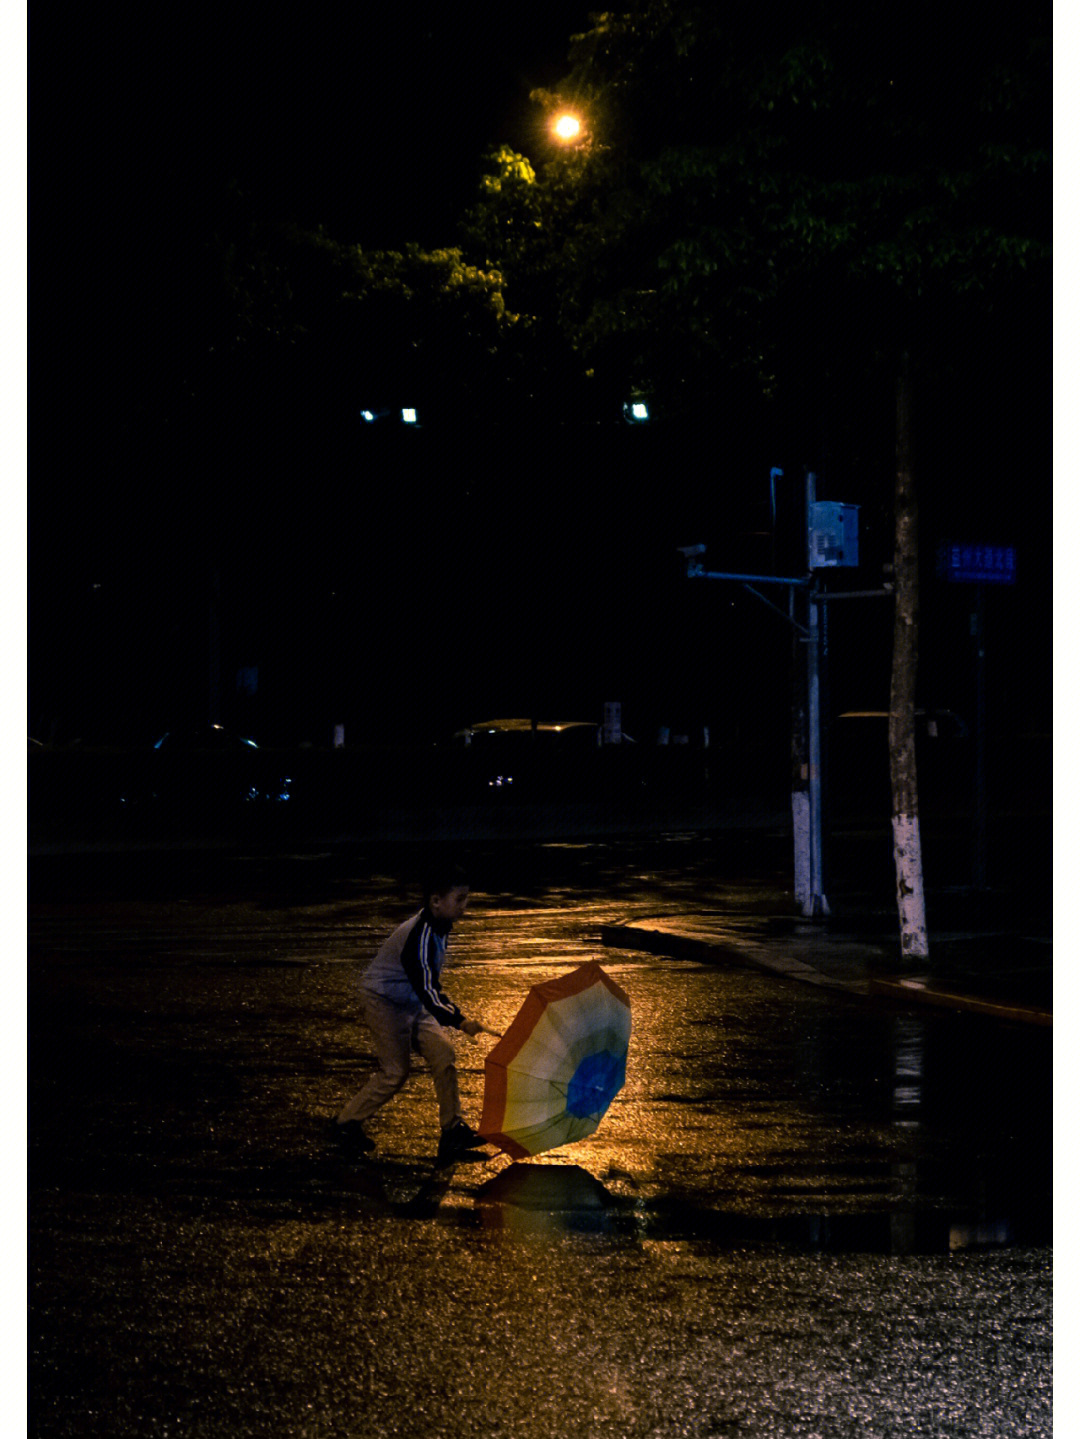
[808,502,859,569]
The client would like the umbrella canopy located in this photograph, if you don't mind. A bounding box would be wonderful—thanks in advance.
[478,961,631,1159]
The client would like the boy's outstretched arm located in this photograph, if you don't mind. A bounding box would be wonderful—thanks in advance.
[400,918,501,1035]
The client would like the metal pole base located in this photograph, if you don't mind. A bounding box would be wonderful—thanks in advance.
[801,894,831,919]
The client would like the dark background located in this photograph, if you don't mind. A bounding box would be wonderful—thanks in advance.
[33,4,1051,778]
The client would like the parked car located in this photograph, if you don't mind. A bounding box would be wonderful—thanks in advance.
[452,718,603,746]
[152,724,261,754]
[834,709,969,741]
[830,708,971,812]
[452,718,638,746]
[447,717,640,795]
[121,725,294,809]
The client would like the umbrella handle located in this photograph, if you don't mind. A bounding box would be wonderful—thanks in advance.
[461,1019,503,1039]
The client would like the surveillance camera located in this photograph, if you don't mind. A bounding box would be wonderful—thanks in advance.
[677,544,706,558]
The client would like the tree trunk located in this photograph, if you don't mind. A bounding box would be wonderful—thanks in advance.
[889,351,929,959]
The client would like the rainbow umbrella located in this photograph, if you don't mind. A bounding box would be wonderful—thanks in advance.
[478,961,631,1159]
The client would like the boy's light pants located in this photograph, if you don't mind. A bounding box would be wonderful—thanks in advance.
[337,990,463,1131]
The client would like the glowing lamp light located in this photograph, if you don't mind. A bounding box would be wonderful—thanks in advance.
[553,114,581,141]
[402,408,418,424]
[623,401,651,423]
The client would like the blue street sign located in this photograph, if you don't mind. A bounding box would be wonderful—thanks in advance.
[937,543,1017,585]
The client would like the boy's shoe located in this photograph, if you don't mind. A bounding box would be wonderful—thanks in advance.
[333,1119,375,1157]
[451,1120,489,1149]
[436,1119,490,1166]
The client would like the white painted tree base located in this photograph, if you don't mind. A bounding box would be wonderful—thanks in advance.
[892,811,929,958]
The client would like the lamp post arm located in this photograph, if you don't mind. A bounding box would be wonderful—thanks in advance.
[689,568,810,587]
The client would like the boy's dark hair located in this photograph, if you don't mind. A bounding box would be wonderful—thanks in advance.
[421,863,469,904]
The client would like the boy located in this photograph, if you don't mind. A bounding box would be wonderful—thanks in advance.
[333,864,501,1166]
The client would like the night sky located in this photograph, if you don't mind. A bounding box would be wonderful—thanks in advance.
[33,3,1052,757]
[57,5,593,256]
[50,5,593,447]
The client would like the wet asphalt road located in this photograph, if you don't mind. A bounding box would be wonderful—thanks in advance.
[29,839,1052,1437]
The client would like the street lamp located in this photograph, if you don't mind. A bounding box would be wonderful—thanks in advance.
[553,113,581,142]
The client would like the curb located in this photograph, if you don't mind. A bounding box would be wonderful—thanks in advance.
[600,923,1052,1027]
[598,924,747,966]
[600,922,872,1002]
[867,977,1052,1027]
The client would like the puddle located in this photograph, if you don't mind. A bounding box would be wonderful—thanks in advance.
[475,1162,619,1234]
[478,1162,612,1210]
[459,1161,1049,1253]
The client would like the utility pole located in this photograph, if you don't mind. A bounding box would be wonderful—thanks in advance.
[973,583,988,890]
[679,468,881,919]
[677,546,828,916]
[937,541,1017,889]
[804,471,830,916]
[790,581,811,911]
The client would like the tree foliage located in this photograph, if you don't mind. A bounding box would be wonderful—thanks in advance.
[132,185,521,441]
[117,1,1049,447]
[459,0,1049,429]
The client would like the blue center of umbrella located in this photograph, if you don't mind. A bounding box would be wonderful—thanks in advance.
[565,1050,625,1119]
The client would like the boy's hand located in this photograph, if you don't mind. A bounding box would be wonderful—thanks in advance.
[461,1019,502,1039]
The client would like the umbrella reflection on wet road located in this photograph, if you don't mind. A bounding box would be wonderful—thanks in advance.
[29,841,1052,1437]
